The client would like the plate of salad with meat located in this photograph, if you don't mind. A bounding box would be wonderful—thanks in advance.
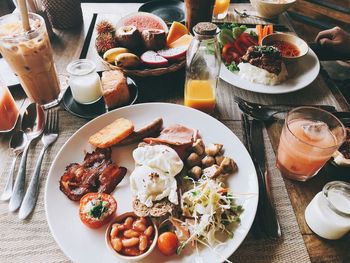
[219,23,320,94]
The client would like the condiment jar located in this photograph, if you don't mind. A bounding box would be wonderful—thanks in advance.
[66,59,102,104]
[305,181,350,240]
[184,22,221,114]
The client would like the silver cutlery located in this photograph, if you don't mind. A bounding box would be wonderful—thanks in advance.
[19,109,58,219]
[9,103,45,212]
[235,96,337,121]
[0,131,27,201]
[233,8,274,22]
[241,114,281,238]
[250,119,281,238]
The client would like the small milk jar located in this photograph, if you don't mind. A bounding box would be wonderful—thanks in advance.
[66,59,102,104]
[305,181,350,240]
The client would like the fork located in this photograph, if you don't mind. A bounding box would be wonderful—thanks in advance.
[18,109,59,220]
[235,96,337,121]
[233,8,274,22]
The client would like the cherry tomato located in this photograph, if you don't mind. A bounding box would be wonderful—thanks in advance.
[222,43,235,62]
[157,232,179,256]
[79,193,117,228]
[239,33,258,47]
[222,43,241,64]
[230,51,241,64]
[232,40,245,56]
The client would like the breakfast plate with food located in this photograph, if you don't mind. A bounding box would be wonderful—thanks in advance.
[45,103,258,263]
[219,24,320,94]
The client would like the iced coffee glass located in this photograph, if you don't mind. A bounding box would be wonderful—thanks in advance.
[276,107,346,181]
[0,13,60,106]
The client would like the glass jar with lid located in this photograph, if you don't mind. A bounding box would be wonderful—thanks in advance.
[304,181,350,240]
[184,22,221,114]
[66,59,102,104]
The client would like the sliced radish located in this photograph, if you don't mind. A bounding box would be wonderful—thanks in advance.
[157,46,187,61]
[141,50,168,68]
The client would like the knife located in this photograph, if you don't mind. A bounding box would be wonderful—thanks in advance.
[241,114,266,238]
[250,120,281,238]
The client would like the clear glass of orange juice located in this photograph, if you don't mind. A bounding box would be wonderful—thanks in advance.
[276,107,346,181]
[184,22,221,114]
[213,0,230,20]
[0,76,19,132]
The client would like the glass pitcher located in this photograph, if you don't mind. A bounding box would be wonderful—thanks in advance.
[184,22,221,114]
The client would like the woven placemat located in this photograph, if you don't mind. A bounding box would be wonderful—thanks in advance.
[0,109,310,263]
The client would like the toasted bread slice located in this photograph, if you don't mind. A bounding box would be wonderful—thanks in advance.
[132,198,176,217]
[89,118,134,148]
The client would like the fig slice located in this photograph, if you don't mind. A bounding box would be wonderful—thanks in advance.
[157,46,188,61]
[141,50,168,68]
[115,25,141,52]
[141,29,166,51]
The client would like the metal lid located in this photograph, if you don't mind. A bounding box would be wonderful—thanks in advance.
[193,22,218,36]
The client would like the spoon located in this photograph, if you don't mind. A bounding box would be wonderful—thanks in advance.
[233,8,274,22]
[9,103,45,212]
[0,131,27,201]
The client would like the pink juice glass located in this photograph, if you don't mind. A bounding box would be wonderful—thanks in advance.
[276,107,346,181]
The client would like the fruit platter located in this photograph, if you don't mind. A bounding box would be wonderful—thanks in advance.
[95,12,193,77]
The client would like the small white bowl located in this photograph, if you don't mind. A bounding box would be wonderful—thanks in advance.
[262,33,309,60]
[105,212,158,261]
[250,0,296,19]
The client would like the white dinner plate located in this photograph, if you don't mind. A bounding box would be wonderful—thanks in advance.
[45,103,258,263]
[220,48,320,94]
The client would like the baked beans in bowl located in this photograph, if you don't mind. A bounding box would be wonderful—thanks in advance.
[105,212,158,261]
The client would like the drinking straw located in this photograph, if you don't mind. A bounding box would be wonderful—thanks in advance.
[27,0,37,12]
[18,0,31,31]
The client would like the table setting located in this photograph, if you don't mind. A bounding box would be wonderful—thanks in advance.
[0,0,349,263]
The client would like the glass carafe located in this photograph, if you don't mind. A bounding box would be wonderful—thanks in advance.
[184,22,221,114]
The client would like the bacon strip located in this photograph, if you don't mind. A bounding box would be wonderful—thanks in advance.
[59,148,126,201]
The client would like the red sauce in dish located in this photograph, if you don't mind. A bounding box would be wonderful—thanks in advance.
[272,40,300,57]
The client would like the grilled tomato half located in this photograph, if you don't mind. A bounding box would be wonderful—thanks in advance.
[79,193,117,228]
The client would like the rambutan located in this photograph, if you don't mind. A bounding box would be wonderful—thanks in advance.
[96,20,115,35]
[95,33,116,54]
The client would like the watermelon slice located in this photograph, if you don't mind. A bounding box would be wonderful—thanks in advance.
[116,12,168,33]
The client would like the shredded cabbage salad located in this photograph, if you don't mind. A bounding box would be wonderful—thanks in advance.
[176,176,243,254]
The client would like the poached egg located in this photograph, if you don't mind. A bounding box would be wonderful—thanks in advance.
[130,144,184,207]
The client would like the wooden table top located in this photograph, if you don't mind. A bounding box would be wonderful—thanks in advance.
[0,3,349,263]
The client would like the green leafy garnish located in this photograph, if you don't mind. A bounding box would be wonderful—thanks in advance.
[249,30,258,38]
[89,195,108,219]
[254,45,279,54]
[226,61,239,72]
[220,23,239,30]
[219,28,234,46]
[232,25,247,39]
